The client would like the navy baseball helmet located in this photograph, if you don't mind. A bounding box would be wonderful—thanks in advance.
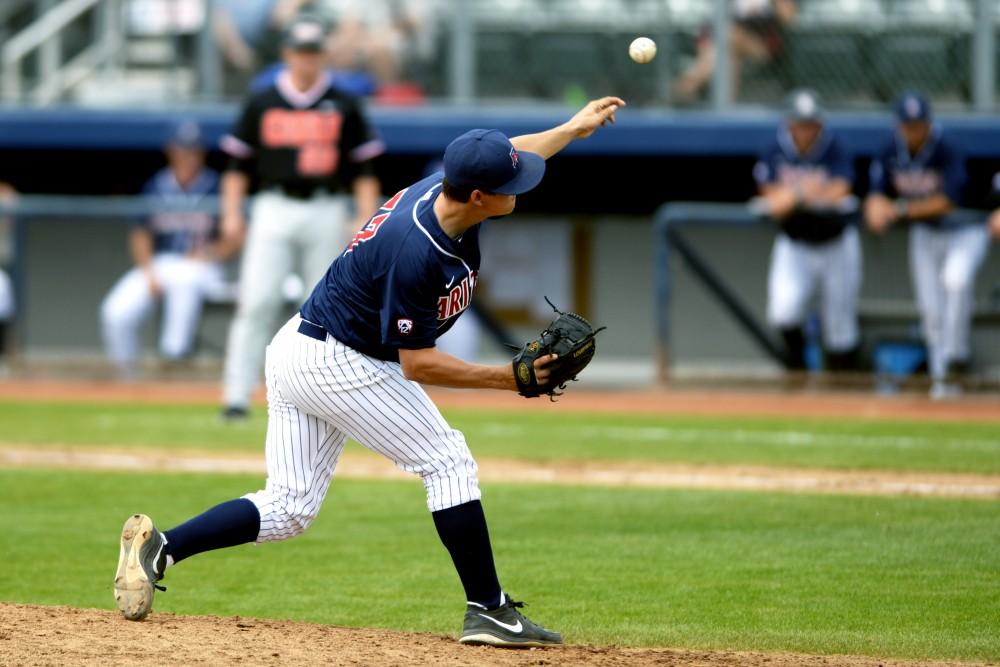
[785,88,823,122]
[895,92,932,122]
[166,119,204,149]
[443,129,546,195]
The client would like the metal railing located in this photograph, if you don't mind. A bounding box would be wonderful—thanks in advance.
[2,0,123,104]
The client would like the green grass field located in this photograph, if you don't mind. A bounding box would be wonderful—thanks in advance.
[2,400,999,473]
[1,399,998,662]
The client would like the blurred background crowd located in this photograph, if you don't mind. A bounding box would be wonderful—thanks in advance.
[1,0,997,108]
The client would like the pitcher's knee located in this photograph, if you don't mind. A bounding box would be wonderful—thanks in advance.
[422,452,481,513]
[243,490,318,543]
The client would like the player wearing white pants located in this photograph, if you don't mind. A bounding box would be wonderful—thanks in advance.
[0,268,13,364]
[908,223,990,384]
[767,225,861,355]
[114,97,622,647]
[218,18,383,418]
[102,255,226,372]
[222,192,352,409]
[866,92,980,397]
[0,269,12,320]
[0,181,17,364]
[101,122,232,377]
[754,89,862,371]
[246,314,480,541]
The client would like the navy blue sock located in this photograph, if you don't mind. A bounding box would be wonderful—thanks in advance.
[163,498,260,564]
[432,500,502,609]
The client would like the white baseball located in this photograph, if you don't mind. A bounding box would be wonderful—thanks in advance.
[629,37,657,64]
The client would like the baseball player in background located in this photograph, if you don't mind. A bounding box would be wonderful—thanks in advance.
[752,89,861,372]
[100,122,233,378]
[865,92,988,399]
[989,173,1000,241]
[114,96,625,648]
[219,14,383,419]
[0,180,16,370]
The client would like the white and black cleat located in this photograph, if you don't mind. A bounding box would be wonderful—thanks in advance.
[113,514,167,621]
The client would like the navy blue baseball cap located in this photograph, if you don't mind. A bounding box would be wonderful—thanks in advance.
[443,129,546,195]
[895,92,932,122]
[166,119,204,149]
[284,15,327,51]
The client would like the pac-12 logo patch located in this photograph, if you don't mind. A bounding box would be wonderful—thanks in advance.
[397,318,414,335]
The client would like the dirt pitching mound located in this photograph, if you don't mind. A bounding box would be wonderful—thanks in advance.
[0,604,986,667]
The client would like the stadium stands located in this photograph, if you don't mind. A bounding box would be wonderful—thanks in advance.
[0,0,996,109]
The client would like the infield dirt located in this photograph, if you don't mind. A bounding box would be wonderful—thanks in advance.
[2,603,993,667]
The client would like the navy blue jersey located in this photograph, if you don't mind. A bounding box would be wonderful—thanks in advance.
[869,126,966,225]
[753,127,855,243]
[300,171,480,362]
[137,167,220,255]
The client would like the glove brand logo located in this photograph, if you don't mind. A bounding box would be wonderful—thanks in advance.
[573,340,594,358]
[397,318,413,335]
[528,341,539,353]
[517,362,531,385]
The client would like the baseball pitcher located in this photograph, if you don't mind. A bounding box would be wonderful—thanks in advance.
[113,97,623,647]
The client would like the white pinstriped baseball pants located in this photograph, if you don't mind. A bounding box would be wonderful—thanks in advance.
[244,315,481,543]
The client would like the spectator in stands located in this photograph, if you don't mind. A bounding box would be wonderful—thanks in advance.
[320,0,436,90]
[674,0,797,103]
[100,121,235,379]
[751,89,862,373]
[0,180,16,371]
[865,92,989,399]
[212,0,313,96]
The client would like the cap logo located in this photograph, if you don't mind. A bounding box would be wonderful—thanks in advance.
[905,97,921,118]
[292,22,324,43]
[397,318,413,335]
[509,147,519,170]
[796,93,815,116]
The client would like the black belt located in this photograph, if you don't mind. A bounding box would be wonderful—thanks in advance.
[297,319,328,341]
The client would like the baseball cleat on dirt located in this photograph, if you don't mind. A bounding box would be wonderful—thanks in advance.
[459,597,563,647]
[113,514,167,621]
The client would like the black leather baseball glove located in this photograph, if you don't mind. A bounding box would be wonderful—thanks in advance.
[511,298,605,399]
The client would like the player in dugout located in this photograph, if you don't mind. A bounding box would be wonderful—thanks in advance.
[866,92,989,399]
[752,88,862,373]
